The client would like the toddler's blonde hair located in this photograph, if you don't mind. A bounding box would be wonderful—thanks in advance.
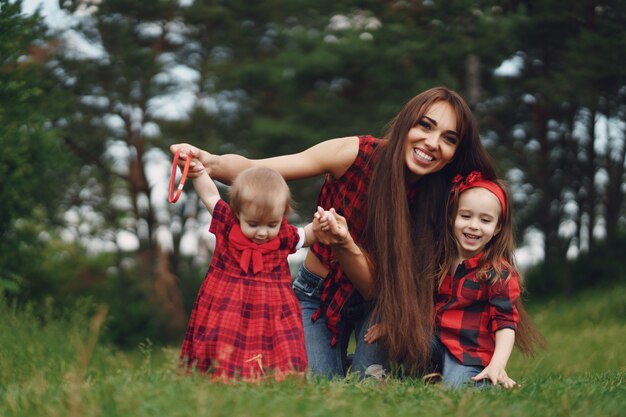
[229,167,292,219]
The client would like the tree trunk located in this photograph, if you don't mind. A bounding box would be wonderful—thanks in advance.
[533,104,563,263]
[584,107,597,249]
[153,243,188,339]
[604,121,626,241]
[125,117,187,339]
[466,53,481,107]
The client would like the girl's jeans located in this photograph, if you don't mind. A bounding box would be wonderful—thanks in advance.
[292,265,388,379]
[430,337,488,388]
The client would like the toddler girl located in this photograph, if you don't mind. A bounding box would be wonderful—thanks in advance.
[179,163,315,380]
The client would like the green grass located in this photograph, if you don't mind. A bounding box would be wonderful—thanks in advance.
[1,284,625,417]
[508,282,626,378]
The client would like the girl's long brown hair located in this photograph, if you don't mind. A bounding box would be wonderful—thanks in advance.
[364,87,497,374]
[440,179,546,357]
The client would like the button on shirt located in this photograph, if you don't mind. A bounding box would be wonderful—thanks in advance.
[435,253,520,367]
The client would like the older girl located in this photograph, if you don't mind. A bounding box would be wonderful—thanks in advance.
[431,172,544,387]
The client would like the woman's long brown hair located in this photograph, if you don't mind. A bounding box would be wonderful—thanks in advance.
[364,87,497,374]
[439,179,546,357]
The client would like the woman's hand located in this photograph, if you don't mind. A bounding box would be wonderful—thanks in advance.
[313,207,375,299]
[313,207,350,246]
[170,143,206,175]
[364,323,386,344]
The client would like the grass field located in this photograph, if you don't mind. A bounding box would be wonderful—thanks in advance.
[1,283,625,417]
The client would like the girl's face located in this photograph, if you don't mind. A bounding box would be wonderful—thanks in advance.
[404,101,459,181]
[454,187,502,259]
[238,204,284,244]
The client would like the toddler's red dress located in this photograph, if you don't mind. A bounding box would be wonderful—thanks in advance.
[180,199,307,380]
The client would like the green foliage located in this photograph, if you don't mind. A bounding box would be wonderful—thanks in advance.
[1,0,58,234]
[525,232,626,297]
[97,260,185,348]
[0,219,113,306]
[3,229,192,348]
[2,0,624,346]
[1,282,626,417]
[508,282,626,378]
[0,0,39,63]
[195,1,518,209]
[0,0,77,294]
[482,0,626,271]
[0,298,113,386]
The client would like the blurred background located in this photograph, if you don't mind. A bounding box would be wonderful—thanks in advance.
[1,0,624,349]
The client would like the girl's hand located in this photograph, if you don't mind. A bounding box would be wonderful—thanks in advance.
[364,323,385,344]
[313,207,349,246]
[472,364,517,389]
[186,159,208,179]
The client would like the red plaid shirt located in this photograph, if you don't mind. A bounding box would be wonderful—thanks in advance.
[310,135,381,345]
[435,253,520,367]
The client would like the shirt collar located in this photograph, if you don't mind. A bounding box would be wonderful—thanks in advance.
[461,252,484,270]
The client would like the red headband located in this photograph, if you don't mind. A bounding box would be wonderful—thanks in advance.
[452,171,507,218]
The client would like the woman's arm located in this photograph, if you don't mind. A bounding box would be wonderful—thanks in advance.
[314,208,375,299]
[170,136,359,184]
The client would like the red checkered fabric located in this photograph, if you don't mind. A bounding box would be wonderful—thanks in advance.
[435,253,520,367]
[180,199,307,380]
[309,135,381,345]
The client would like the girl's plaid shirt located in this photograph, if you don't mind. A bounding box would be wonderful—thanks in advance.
[435,252,520,367]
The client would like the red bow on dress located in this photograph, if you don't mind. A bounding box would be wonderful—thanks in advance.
[229,224,281,274]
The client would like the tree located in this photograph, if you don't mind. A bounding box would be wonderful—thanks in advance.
[0,0,76,296]
[188,1,516,212]
[12,0,622,325]
[51,0,201,339]
[482,0,626,290]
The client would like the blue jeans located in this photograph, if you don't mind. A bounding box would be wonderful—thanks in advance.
[292,266,388,379]
[430,338,487,388]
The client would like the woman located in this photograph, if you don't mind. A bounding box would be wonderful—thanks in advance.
[171,86,497,378]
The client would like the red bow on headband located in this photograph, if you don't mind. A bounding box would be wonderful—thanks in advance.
[452,171,507,217]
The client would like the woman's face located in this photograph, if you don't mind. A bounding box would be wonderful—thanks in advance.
[404,101,459,180]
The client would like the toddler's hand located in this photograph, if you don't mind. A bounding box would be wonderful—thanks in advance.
[313,207,349,245]
[185,158,208,179]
